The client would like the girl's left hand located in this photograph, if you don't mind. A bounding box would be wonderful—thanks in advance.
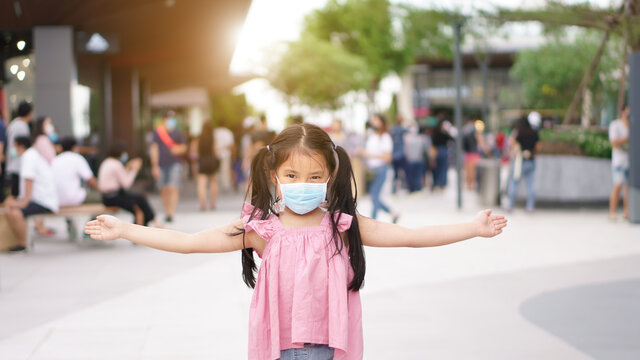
[474,209,507,237]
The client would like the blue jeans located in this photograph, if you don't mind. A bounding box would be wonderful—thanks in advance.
[434,146,449,187]
[279,344,334,360]
[370,165,391,219]
[392,157,408,193]
[508,159,536,210]
[406,160,424,192]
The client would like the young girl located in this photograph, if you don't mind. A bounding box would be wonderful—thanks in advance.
[85,123,507,360]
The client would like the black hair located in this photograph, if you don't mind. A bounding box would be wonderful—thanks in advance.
[198,122,215,156]
[517,117,534,136]
[235,123,365,291]
[17,101,32,118]
[14,136,31,149]
[373,113,388,133]
[108,140,127,158]
[33,116,48,140]
[60,136,77,152]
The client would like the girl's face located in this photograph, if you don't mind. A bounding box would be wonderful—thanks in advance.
[274,151,330,186]
[370,116,382,130]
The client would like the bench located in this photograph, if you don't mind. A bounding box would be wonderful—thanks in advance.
[25,204,119,250]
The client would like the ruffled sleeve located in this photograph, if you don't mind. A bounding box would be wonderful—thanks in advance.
[332,212,353,232]
[241,202,278,241]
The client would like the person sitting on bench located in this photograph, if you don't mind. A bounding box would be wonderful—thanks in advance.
[53,137,99,207]
[98,141,160,227]
[3,136,59,252]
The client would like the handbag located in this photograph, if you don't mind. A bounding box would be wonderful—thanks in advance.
[0,214,20,251]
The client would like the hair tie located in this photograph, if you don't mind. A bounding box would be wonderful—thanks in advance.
[266,145,270,152]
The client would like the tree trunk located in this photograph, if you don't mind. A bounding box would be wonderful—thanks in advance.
[562,29,611,125]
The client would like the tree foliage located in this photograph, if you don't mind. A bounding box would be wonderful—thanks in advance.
[266,35,372,110]
[303,0,452,85]
[510,31,622,110]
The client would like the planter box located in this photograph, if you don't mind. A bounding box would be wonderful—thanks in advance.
[512,155,612,203]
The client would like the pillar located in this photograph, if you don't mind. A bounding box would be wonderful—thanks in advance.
[34,26,76,137]
[628,51,640,223]
[109,67,140,156]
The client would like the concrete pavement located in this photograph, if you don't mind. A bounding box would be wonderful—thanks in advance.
[1,177,639,359]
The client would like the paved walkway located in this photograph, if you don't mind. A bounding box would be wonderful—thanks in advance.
[1,177,639,359]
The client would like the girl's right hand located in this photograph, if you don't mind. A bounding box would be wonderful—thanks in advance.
[84,215,123,241]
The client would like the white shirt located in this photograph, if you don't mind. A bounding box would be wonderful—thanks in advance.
[365,132,392,168]
[214,127,234,159]
[20,148,59,212]
[609,119,629,169]
[53,152,95,207]
[6,118,30,173]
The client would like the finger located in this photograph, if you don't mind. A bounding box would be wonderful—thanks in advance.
[96,215,108,222]
[86,220,100,226]
[490,214,505,221]
[91,234,103,241]
[483,209,492,216]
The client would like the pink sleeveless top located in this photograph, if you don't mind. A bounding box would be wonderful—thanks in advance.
[241,203,363,360]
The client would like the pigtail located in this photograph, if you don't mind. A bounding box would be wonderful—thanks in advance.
[327,145,366,291]
[236,146,277,289]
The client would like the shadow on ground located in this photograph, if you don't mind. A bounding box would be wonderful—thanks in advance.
[520,278,640,360]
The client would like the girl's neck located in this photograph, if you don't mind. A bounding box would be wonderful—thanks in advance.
[279,206,325,228]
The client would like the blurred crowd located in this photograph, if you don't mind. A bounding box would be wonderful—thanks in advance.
[1,97,631,252]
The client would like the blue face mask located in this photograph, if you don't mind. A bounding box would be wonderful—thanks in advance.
[48,133,59,143]
[166,118,177,131]
[120,153,129,164]
[277,176,329,215]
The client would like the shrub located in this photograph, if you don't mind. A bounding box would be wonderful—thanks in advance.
[538,129,611,159]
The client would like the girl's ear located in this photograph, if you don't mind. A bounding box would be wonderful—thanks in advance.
[271,171,282,200]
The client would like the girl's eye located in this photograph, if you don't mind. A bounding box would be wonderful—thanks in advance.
[286,174,296,179]
[311,176,321,180]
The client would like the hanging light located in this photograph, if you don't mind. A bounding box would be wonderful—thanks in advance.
[17,71,25,81]
[16,40,26,51]
[10,64,19,74]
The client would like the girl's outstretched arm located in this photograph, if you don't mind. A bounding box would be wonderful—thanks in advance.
[359,210,507,248]
[84,215,263,254]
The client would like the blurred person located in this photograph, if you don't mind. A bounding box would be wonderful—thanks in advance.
[52,137,99,207]
[32,116,59,163]
[608,102,630,221]
[6,101,33,197]
[462,119,488,190]
[359,114,399,222]
[404,121,431,193]
[150,111,187,223]
[214,123,235,192]
[390,114,409,194]
[506,117,540,212]
[99,141,158,227]
[85,123,508,358]
[0,104,7,203]
[328,118,348,149]
[3,136,59,252]
[431,120,453,190]
[196,122,220,211]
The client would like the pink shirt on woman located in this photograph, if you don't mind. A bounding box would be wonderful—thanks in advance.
[33,135,57,163]
[97,158,137,192]
[242,203,363,360]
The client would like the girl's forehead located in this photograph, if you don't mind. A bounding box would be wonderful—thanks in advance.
[279,151,327,172]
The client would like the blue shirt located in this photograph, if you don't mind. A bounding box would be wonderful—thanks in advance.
[0,119,7,155]
[390,125,407,161]
[152,128,186,169]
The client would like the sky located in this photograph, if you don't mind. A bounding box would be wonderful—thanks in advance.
[229,0,618,131]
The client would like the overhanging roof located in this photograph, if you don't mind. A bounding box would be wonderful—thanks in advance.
[1,0,252,93]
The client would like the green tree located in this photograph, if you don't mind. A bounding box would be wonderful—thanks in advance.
[303,0,453,108]
[489,0,640,123]
[266,35,372,110]
[510,32,622,110]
